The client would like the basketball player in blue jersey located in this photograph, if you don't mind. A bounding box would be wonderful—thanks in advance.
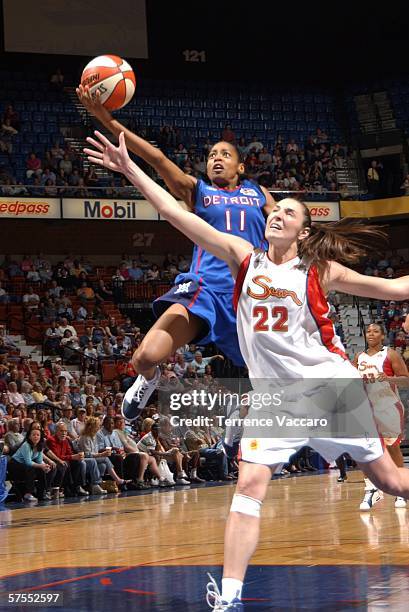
[78,85,275,419]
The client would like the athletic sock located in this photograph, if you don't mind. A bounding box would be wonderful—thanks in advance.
[364,477,376,490]
[221,578,243,603]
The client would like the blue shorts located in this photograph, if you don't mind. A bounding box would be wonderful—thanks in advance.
[152,273,245,366]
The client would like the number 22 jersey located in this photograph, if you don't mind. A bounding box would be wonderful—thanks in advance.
[233,251,351,379]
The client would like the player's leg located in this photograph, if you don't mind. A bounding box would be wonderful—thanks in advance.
[357,449,409,500]
[387,442,407,507]
[132,303,204,377]
[336,454,348,482]
[206,460,278,610]
[122,304,204,420]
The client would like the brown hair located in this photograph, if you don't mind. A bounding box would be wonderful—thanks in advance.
[297,202,387,276]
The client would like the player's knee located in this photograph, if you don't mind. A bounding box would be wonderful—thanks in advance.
[132,344,157,371]
[230,493,262,518]
[236,473,265,501]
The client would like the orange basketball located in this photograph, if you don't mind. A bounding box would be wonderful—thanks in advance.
[81,54,136,111]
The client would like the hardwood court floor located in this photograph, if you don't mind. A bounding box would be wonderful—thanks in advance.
[1,470,409,611]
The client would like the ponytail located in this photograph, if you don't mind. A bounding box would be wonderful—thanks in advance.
[298,211,387,276]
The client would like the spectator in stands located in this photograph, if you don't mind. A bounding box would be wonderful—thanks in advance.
[31,383,46,404]
[58,317,76,338]
[185,426,232,481]
[96,415,142,485]
[94,279,112,303]
[50,68,64,88]
[71,405,87,436]
[68,168,81,188]
[2,104,20,134]
[97,338,114,359]
[174,143,189,167]
[60,330,80,362]
[77,282,95,303]
[22,287,40,313]
[7,425,53,502]
[113,336,128,358]
[145,264,160,282]
[0,281,9,303]
[246,135,263,154]
[4,418,24,454]
[47,421,102,497]
[191,351,224,376]
[221,124,236,144]
[76,304,88,321]
[401,174,409,195]
[77,416,127,492]
[138,419,189,485]
[159,416,204,482]
[367,160,381,196]
[56,405,76,439]
[26,152,42,178]
[44,321,62,355]
[174,353,188,378]
[7,382,25,408]
[127,260,144,281]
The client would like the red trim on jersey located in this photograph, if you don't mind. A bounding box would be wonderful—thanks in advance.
[306,266,348,360]
[188,278,203,308]
[383,355,394,377]
[194,247,203,274]
[233,252,252,313]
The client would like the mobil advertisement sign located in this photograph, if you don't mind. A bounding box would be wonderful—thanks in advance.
[62,198,158,220]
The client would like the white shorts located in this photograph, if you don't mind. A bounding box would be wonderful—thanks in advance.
[239,375,385,465]
[240,435,384,466]
[370,397,404,446]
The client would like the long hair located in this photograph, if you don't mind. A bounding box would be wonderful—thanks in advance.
[83,416,100,438]
[297,203,387,277]
[25,421,46,452]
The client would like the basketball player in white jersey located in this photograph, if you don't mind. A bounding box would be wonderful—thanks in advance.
[85,132,409,612]
[354,323,408,510]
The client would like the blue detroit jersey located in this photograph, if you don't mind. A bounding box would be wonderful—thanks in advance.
[190,179,267,292]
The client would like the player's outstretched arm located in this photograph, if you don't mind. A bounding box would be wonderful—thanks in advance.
[77,85,196,207]
[327,261,409,301]
[84,132,252,277]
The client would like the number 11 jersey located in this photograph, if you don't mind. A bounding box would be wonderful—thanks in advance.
[191,179,267,292]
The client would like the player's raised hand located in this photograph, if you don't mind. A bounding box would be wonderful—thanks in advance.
[76,84,112,123]
[84,131,130,174]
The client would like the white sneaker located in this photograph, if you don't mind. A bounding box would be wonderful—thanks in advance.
[91,484,108,495]
[175,477,190,485]
[395,496,407,508]
[150,478,159,487]
[359,488,383,511]
[159,479,175,487]
[77,486,90,496]
[206,574,243,611]
[121,366,161,421]
[23,493,38,503]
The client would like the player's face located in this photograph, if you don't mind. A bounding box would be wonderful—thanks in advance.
[265,199,309,245]
[207,142,244,187]
[365,325,384,347]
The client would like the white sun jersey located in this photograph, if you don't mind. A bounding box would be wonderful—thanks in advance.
[233,250,353,380]
[357,347,402,403]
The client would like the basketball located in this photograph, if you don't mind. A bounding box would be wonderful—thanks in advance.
[81,54,136,111]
